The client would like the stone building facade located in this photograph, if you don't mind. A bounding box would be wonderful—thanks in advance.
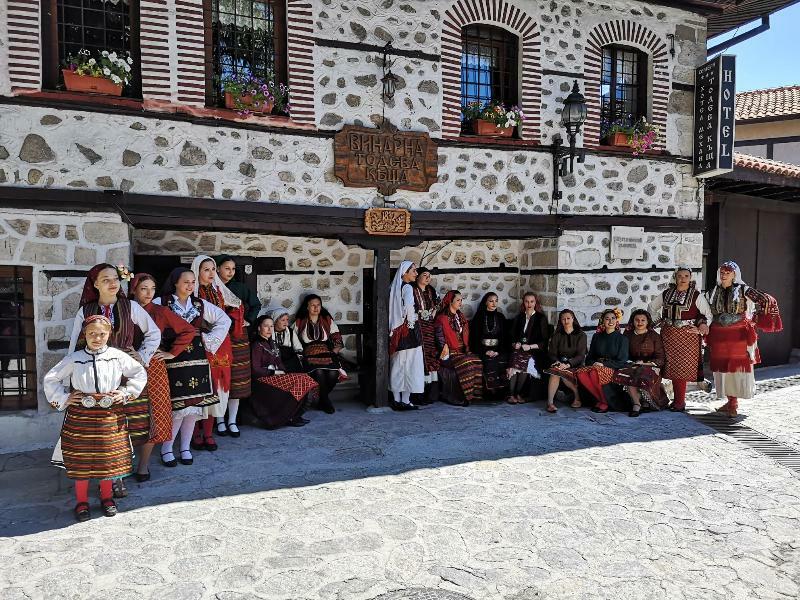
[0,0,709,450]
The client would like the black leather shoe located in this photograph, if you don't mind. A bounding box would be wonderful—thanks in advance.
[204,438,218,452]
[288,418,307,427]
[320,400,336,414]
[215,422,229,436]
[135,471,151,483]
[179,450,193,465]
[227,424,241,438]
[161,452,177,467]
[75,502,91,522]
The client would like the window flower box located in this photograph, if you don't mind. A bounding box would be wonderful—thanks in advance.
[62,70,123,96]
[474,119,514,138]
[604,132,631,147]
[223,92,274,114]
[61,48,132,97]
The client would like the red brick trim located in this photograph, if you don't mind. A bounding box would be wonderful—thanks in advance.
[140,0,172,101]
[7,0,41,90]
[440,0,541,140]
[174,0,205,106]
[286,1,315,125]
[584,20,669,150]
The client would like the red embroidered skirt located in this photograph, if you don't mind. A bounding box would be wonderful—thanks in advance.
[251,374,319,429]
[145,356,172,444]
[707,320,758,373]
[661,325,702,381]
[230,325,252,399]
[207,335,233,395]
[61,405,133,480]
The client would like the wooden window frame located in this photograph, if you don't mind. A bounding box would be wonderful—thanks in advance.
[460,24,520,110]
[599,44,648,140]
[41,0,142,98]
[0,266,37,412]
[203,0,288,108]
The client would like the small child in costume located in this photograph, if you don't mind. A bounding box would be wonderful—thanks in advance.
[44,315,147,521]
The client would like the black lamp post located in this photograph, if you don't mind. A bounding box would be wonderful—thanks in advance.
[551,80,588,205]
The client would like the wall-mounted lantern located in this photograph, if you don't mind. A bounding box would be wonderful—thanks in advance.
[551,80,588,206]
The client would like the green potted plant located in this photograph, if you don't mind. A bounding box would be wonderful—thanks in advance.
[220,71,290,116]
[62,49,133,96]
[462,101,525,137]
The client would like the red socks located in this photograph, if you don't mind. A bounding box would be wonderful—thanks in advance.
[75,480,89,504]
[672,379,687,409]
[99,479,113,501]
[75,479,113,503]
[727,396,738,411]
[202,417,214,440]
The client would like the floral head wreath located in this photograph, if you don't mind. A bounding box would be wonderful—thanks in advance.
[596,307,623,333]
[116,263,133,283]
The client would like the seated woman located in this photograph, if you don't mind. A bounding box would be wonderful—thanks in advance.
[543,309,587,413]
[575,308,629,413]
[270,308,305,373]
[293,295,345,414]
[434,290,483,406]
[44,315,147,521]
[506,292,549,404]
[469,292,508,402]
[612,309,668,417]
[250,315,319,429]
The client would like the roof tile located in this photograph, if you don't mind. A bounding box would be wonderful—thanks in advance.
[734,152,800,178]
[736,85,800,121]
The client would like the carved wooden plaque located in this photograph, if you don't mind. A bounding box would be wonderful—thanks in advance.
[334,119,439,196]
[364,207,411,236]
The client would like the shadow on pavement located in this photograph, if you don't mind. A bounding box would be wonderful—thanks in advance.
[0,398,720,537]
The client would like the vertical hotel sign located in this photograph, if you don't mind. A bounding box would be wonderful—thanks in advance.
[693,54,736,178]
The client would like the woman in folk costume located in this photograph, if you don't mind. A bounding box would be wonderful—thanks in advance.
[706,261,782,417]
[250,315,319,428]
[575,308,629,413]
[58,262,160,498]
[412,267,440,404]
[45,315,147,521]
[128,273,195,481]
[434,290,484,406]
[293,294,346,414]
[153,267,230,466]
[543,309,587,412]
[388,261,425,411]
[269,307,306,373]
[506,292,549,404]
[469,292,509,403]
[216,255,260,429]
[191,255,245,444]
[648,267,712,412]
[612,309,668,417]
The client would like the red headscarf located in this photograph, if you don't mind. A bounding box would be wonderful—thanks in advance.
[128,272,157,299]
[80,263,126,307]
[81,314,112,330]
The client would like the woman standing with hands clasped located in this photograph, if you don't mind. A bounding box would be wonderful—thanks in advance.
[388,261,425,411]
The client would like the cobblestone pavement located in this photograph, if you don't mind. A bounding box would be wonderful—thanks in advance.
[2,388,800,600]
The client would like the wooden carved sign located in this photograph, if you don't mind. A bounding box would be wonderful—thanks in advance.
[364,207,411,236]
[334,119,439,196]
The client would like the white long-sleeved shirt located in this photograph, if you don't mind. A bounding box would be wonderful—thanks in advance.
[68,302,160,367]
[648,289,714,324]
[153,295,231,354]
[44,346,147,411]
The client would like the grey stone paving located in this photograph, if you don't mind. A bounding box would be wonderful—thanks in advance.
[2,391,800,600]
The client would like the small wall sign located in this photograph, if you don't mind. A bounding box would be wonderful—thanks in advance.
[334,119,439,196]
[364,207,411,236]
[610,226,645,260]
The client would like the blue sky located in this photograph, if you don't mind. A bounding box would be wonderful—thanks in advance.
[710,3,800,91]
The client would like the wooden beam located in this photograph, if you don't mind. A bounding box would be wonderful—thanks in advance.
[371,247,390,408]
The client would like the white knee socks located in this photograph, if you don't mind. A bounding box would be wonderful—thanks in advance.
[393,391,412,405]
[178,415,198,453]
[227,398,240,425]
[162,416,183,458]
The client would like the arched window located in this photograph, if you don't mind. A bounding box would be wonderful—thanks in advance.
[42,0,141,97]
[460,24,519,113]
[206,0,288,109]
[600,45,648,140]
